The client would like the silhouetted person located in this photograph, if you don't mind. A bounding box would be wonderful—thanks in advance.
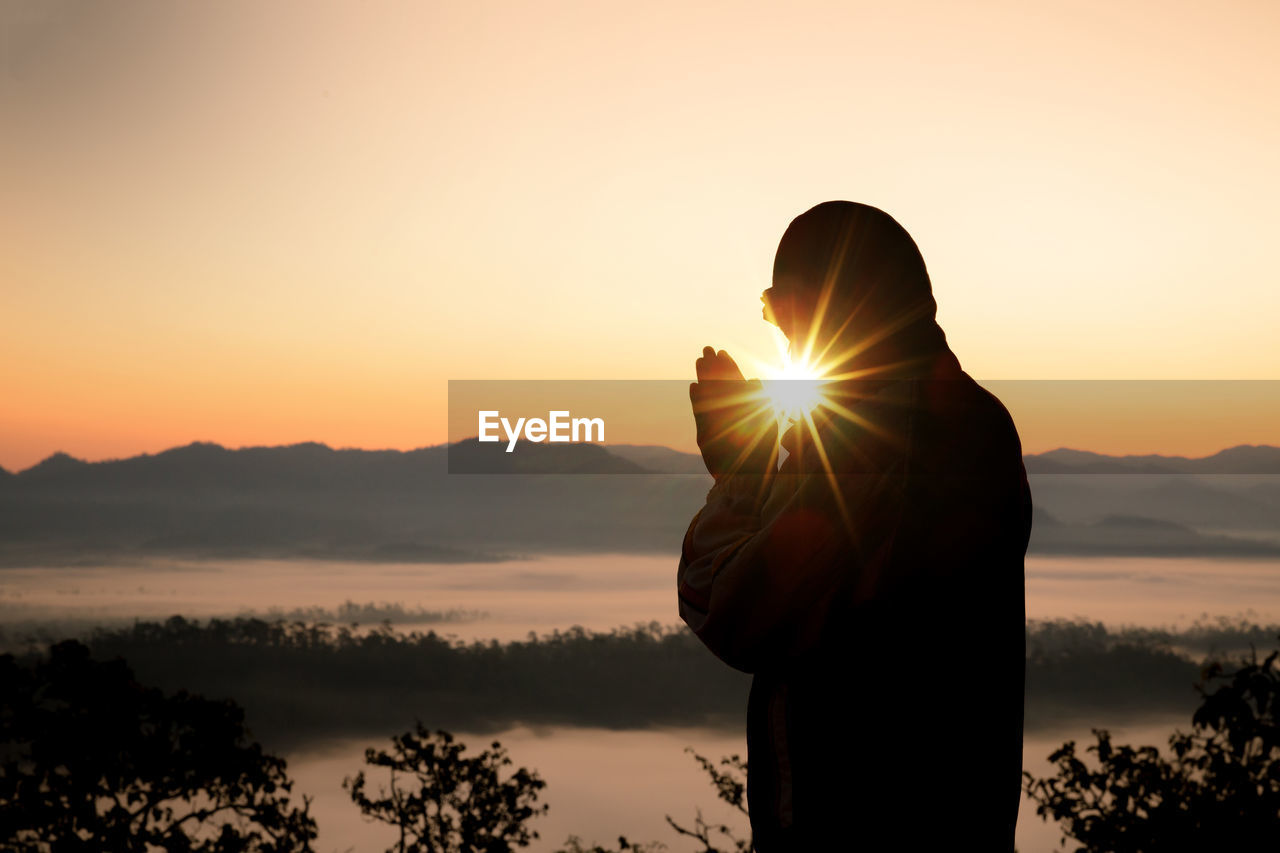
[679,201,1031,850]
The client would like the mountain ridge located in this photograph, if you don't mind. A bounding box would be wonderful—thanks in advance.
[1025,444,1280,474]
[12,440,1280,476]
[3,441,1278,565]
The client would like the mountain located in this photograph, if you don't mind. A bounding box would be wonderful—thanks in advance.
[1023,446,1280,536]
[1024,445,1280,474]
[17,451,91,480]
[0,441,711,566]
[446,438,650,474]
[1028,470,1280,531]
[606,444,709,475]
[2,441,1278,565]
[1129,479,1280,529]
[1029,512,1280,558]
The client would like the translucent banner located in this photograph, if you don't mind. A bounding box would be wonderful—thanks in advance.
[447,380,1280,475]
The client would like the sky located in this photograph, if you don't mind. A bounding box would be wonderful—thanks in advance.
[2,0,1278,471]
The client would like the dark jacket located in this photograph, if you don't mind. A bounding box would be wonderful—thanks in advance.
[677,359,1031,850]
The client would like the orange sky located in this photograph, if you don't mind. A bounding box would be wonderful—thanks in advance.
[2,0,1278,472]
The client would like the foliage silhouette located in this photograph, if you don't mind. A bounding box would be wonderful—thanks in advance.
[38,615,1249,749]
[0,640,316,852]
[1024,642,1280,851]
[551,748,749,853]
[553,838,658,853]
[663,750,751,853]
[76,618,750,747]
[344,722,548,853]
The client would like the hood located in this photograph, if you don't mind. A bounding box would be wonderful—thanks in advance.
[774,201,956,378]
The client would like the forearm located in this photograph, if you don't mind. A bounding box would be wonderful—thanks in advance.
[677,473,844,671]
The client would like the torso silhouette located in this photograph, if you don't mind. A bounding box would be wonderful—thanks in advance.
[678,356,1031,850]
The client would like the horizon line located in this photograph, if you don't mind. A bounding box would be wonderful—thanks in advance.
[7,439,1280,476]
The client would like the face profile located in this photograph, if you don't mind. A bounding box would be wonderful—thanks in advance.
[759,281,817,342]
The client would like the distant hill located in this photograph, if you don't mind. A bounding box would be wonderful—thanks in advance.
[17,451,91,480]
[0,441,711,566]
[606,444,710,475]
[1029,509,1280,558]
[1025,446,1280,535]
[1023,445,1280,474]
[1,441,1278,565]
[446,438,650,474]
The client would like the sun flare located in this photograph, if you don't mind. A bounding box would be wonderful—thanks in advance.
[760,357,830,422]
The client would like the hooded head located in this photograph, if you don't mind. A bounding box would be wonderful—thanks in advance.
[764,201,951,378]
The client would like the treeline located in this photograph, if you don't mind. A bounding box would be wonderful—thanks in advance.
[8,630,1278,851]
[241,600,485,625]
[0,600,485,657]
[83,618,750,748]
[11,616,1275,749]
[1025,614,1280,658]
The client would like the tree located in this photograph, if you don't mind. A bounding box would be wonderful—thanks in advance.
[553,748,749,853]
[664,750,751,853]
[554,836,660,853]
[0,640,316,852]
[345,723,549,853]
[1024,644,1280,851]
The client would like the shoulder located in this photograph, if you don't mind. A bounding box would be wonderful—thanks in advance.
[964,376,1023,451]
[916,374,1025,473]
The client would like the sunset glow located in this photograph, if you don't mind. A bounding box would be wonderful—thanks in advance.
[3,1,1279,470]
[6,8,1280,852]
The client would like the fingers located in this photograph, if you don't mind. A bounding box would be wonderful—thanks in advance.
[695,346,722,383]
[717,350,744,381]
[695,346,747,383]
[695,347,712,382]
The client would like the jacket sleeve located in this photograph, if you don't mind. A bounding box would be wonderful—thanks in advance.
[677,470,890,673]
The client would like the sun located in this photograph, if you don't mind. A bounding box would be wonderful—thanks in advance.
[760,356,830,422]
[729,328,833,423]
